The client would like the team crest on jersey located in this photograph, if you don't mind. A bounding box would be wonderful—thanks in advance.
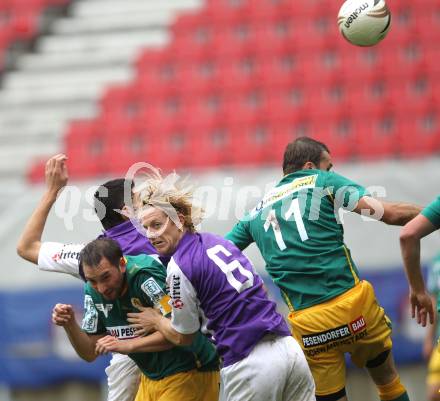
[95,303,113,318]
[141,278,164,304]
[131,298,143,310]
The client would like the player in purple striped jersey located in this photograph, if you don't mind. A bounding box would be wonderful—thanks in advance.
[120,170,315,401]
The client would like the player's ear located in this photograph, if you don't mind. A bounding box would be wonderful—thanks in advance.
[177,213,186,228]
[302,161,316,170]
[119,257,127,273]
[120,205,131,220]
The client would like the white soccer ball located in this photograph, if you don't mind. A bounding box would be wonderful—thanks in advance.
[337,0,391,46]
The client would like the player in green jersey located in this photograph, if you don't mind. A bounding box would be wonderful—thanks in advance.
[400,195,440,327]
[226,137,423,401]
[400,196,440,401]
[423,252,440,401]
[52,238,219,401]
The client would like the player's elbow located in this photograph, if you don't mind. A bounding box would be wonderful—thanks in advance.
[79,352,98,363]
[16,242,30,261]
[16,242,25,258]
[16,241,39,264]
[399,224,419,245]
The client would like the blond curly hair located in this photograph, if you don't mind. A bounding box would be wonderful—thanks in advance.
[134,167,203,233]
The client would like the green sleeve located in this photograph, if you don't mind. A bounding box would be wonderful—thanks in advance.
[421,196,440,228]
[324,172,369,209]
[132,271,167,308]
[225,217,254,250]
[81,285,106,334]
[126,254,167,282]
[427,256,440,294]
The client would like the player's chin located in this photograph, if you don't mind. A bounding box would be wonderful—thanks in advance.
[103,290,117,301]
[152,241,169,255]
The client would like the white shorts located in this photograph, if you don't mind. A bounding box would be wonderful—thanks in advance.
[220,335,315,401]
[105,353,141,401]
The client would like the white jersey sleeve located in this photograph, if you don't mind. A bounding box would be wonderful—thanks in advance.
[37,242,84,280]
[167,258,201,335]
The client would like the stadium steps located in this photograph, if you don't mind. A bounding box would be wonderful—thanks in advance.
[16,46,136,71]
[0,0,203,180]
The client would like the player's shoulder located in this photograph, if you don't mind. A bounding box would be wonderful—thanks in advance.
[125,254,165,281]
[83,281,98,299]
[199,232,240,253]
[173,232,231,267]
[125,253,162,269]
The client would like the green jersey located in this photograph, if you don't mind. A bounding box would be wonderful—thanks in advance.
[422,196,440,228]
[81,254,218,380]
[226,169,369,311]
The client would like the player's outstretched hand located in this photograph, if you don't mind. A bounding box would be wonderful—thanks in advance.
[52,303,75,326]
[127,306,161,335]
[45,154,68,196]
[409,290,434,327]
[95,335,132,355]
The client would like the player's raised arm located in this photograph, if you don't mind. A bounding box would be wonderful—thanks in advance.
[400,213,437,327]
[354,196,423,226]
[17,154,68,263]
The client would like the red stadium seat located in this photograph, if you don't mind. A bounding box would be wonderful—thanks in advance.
[100,84,144,120]
[64,120,104,178]
[257,56,305,90]
[397,110,440,157]
[175,62,224,96]
[353,115,399,160]
[308,115,355,161]
[229,123,278,166]
[189,123,233,168]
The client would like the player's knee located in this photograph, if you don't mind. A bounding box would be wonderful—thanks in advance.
[366,349,390,369]
[366,349,397,385]
[316,387,346,401]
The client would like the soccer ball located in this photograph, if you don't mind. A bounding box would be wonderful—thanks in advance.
[337,0,391,46]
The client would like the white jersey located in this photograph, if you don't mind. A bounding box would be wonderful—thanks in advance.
[38,242,84,279]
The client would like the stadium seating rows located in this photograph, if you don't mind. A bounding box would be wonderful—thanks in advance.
[0,0,68,70]
[27,0,440,181]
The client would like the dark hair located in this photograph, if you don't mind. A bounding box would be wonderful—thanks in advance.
[79,238,123,270]
[282,137,330,175]
[94,178,133,230]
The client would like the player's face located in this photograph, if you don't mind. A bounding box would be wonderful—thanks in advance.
[140,207,184,256]
[318,151,333,171]
[84,257,127,301]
